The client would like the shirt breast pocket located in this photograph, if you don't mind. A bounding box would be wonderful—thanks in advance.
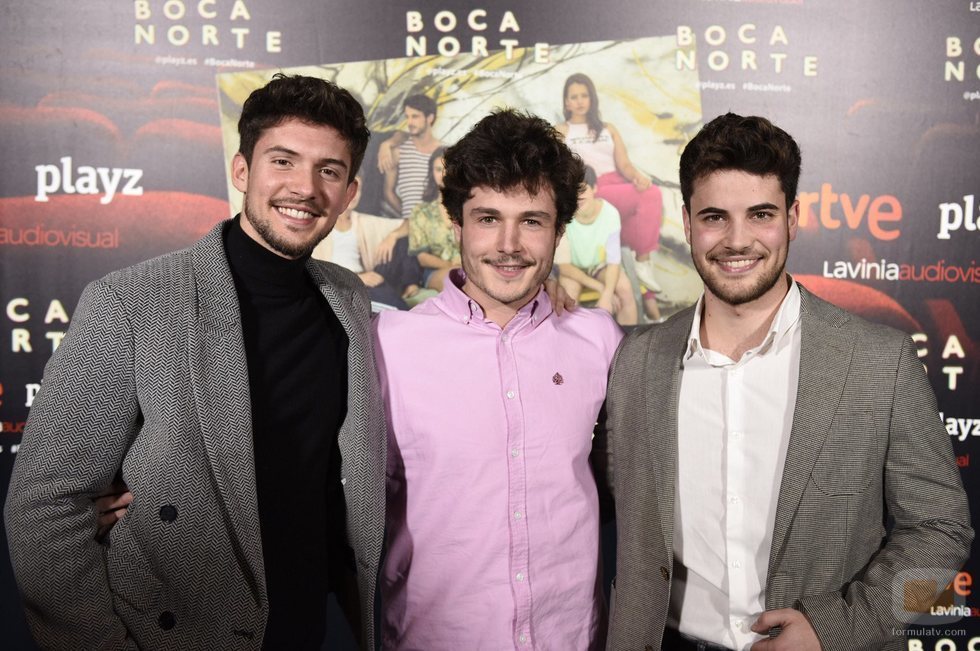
[810,410,879,496]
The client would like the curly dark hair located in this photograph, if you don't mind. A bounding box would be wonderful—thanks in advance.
[237,73,370,183]
[679,112,801,209]
[441,109,584,233]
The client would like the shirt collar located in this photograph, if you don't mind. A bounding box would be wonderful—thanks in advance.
[435,268,552,331]
[685,277,802,361]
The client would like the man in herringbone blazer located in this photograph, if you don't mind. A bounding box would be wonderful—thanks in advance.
[5,75,385,649]
[597,114,971,651]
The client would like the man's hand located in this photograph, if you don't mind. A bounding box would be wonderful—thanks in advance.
[544,277,577,316]
[359,271,385,288]
[750,609,822,651]
[94,481,133,542]
[377,140,396,174]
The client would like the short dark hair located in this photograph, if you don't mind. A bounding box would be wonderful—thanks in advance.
[441,109,584,233]
[404,94,437,119]
[679,112,801,209]
[238,73,370,183]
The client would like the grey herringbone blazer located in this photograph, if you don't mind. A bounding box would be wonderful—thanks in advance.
[5,221,386,650]
[598,283,972,651]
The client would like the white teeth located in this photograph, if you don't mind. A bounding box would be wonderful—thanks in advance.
[720,259,756,269]
[278,207,315,220]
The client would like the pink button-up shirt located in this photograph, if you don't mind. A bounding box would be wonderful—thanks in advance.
[374,272,623,650]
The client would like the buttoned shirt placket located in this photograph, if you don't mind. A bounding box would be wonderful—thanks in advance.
[479,300,538,649]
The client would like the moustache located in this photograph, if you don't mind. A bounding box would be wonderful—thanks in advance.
[484,256,534,266]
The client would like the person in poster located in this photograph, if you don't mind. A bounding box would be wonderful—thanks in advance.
[558,72,664,322]
[382,94,444,221]
[4,74,385,650]
[597,113,972,651]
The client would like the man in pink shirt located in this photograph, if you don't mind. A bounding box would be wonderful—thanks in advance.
[374,110,623,650]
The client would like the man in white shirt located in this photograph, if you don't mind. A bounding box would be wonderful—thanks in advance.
[597,113,971,651]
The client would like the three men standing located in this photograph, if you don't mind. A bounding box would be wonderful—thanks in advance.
[4,68,970,651]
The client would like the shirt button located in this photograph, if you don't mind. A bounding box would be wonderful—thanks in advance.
[729,495,739,504]
[732,560,742,569]
[516,572,525,582]
[519,634,527,643]
[506,390,516,399]
[511,448,520,457]
[501,334,510,343]
[514,511,522,519]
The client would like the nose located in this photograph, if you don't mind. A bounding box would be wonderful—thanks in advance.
[497,220,522,254]
[287,167,317,199]
[724,216,753,252]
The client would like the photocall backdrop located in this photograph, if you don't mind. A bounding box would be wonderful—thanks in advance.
[0,1,977,648]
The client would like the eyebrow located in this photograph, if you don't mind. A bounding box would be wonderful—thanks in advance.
[261,145,349,170]
[469,207,555,220]
[695,202,780,216]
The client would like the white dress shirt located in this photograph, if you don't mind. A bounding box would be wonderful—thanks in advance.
[669,282,802,650]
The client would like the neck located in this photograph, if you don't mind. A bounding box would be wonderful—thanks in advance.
[567,115,587,125]
[461,281,538,329]
[413,130,437,148]
[699,275,791,360]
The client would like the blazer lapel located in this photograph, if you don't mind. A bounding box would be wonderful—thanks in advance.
[767,286,855,579]
[304,261,358,452]
[649,308,696,558]
[187,222,266,605]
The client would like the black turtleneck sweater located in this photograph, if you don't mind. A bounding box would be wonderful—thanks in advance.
[224,219,348,649]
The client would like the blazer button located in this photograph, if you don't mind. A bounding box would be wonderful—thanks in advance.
[159,505,178,522]
[660,566,670,581]
[158,611,176,630]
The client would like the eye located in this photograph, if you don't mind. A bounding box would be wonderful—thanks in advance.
[752,210,776,220]
[477,215,497,224]
[271,158,291,167]
[320,167,341,179]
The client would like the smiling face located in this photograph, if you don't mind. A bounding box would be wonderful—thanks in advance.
[684,169,798,309]
[232,118,358,259]
[454,185,561,326]
[564,82,591,121]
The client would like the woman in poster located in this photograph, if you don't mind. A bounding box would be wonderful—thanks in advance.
[407,146,459,291]
[558,72,664,319]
